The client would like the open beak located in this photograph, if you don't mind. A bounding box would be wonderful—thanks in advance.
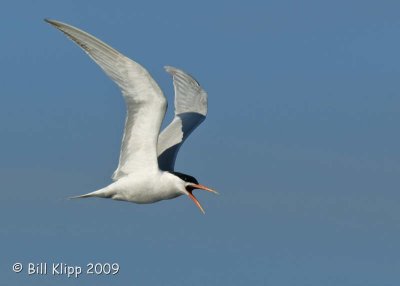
[190,183,219,195]
[187,183,219,214]
[188,192,205,214]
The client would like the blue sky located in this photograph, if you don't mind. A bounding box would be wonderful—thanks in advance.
[1,0,400,285]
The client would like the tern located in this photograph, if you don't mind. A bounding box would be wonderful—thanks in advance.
[46,19,218,213]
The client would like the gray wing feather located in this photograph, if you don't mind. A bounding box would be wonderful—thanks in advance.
[46,19,167,180]
[157,66,207,171]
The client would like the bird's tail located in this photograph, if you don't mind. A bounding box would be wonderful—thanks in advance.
[69,187,114,199]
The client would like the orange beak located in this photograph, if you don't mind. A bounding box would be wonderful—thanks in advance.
[187,183,219,214]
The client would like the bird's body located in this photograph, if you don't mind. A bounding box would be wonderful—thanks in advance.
[46,19,217,213]
[82,170,184,204]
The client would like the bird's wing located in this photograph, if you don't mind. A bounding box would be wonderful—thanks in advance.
[157,66,207,171]
[46,19,167,180]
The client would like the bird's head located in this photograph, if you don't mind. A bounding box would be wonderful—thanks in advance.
[172,171,218,214]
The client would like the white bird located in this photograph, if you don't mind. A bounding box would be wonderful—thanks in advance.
[45,19,218,214]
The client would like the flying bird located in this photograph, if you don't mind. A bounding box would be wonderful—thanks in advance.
[45,19,217,213]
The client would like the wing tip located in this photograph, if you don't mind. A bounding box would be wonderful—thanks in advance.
[44,18,61,27]
[164,65,179,74]
[165,65,189,77]
[164,65,201,87]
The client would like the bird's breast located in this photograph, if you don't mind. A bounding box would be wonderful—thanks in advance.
[111,172,182,204]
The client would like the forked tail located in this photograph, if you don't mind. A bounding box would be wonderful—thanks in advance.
[69,187,114,199]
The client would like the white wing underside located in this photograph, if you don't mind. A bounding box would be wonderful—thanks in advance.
[46,19,167,180]
[157,66,207,171]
